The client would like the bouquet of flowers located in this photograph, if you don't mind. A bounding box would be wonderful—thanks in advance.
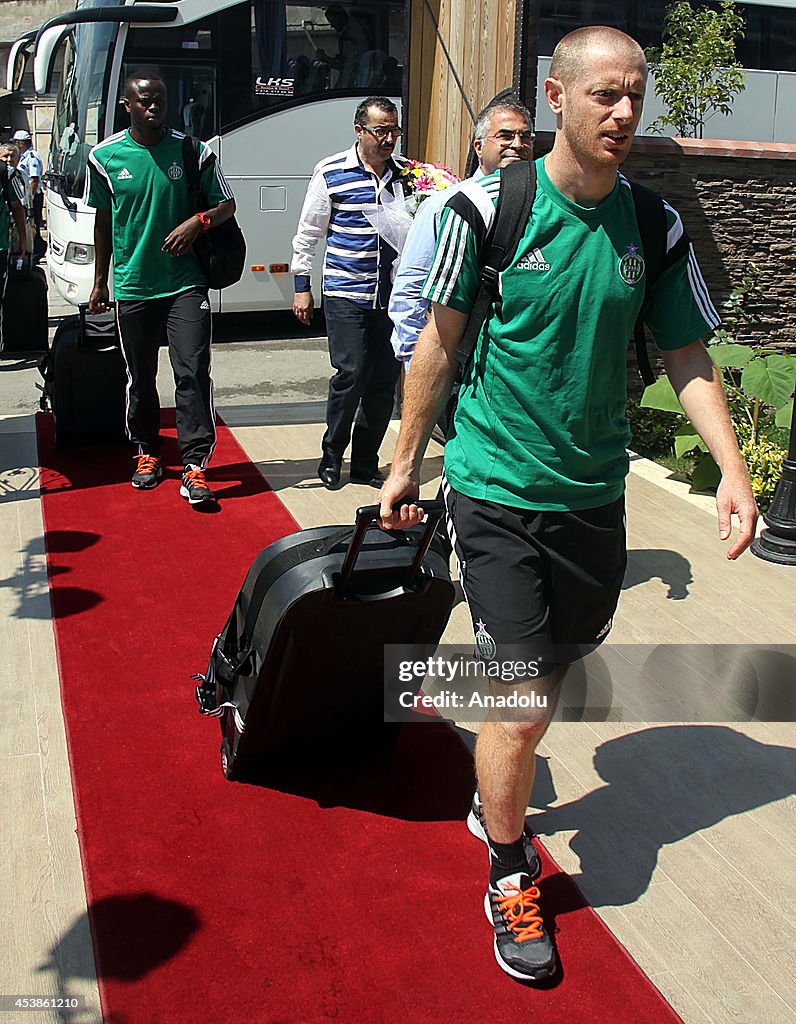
[363,159,460,254]
[400,159,459,214]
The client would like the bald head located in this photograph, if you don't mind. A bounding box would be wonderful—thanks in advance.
[550,26,647,86]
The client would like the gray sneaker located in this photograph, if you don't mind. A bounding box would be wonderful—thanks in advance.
[131,454,162,490]
[180,466,216,506]
[486,870,557,981]
[466,790,541,880]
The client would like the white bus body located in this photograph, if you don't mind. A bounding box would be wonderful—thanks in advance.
[24,0,404,311]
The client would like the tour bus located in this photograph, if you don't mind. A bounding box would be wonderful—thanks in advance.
[7,0,794,313]
[9,0,404,312]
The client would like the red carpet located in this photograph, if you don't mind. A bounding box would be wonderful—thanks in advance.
[37,410,683,1024]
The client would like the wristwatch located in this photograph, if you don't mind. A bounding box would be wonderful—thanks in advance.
[197,211,212,232]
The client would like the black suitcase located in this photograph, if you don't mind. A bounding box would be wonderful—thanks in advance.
[38,302,128,449]
[195,502,456,781]
[0,255,48,355]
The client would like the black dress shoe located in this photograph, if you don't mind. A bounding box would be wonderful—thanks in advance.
[349,470,385,488]
[318,458,342,489]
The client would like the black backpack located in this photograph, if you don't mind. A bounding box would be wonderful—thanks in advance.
[454,161,691,388]
[181,135,246,290]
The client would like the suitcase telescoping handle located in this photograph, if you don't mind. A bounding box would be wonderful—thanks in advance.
[78,301,117,350]
[338,499,447,591]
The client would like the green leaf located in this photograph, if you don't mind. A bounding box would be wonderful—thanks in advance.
[690,455,722,493]
[741,355,796,409]
[775,401,793,429]
[708,343,752,369]
[674,423,708,458]
[639,375,684,414]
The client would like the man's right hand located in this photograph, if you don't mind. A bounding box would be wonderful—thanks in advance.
[378,468,423,531]
[292,290,314,325]
[89,283,110,315]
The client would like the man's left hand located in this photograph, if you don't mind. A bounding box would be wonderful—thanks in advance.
[716,469,759,560]
[162,216,202,257]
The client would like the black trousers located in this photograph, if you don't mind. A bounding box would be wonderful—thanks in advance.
[322,296,400,476]
[32,193,46,256]
[116,287,215,468]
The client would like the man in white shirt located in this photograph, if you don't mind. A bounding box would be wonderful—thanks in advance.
[13,131,45,257]
[291,96,407,490]
[389,97,534,370]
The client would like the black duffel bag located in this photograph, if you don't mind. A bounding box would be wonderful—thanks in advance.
[181,135,246,290]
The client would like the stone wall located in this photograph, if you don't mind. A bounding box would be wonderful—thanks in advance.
[0,0,71,42]
[535,134,796,356]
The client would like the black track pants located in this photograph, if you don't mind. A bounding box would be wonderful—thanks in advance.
[116,287,215,468]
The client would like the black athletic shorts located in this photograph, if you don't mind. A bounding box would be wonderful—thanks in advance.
[442,478,627,672]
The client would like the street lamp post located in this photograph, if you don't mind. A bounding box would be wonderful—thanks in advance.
[752,393,796,565]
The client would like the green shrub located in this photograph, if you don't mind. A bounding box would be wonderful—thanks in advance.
[738,428,786,511]
[626,401,682,457]
[640,262,794,506]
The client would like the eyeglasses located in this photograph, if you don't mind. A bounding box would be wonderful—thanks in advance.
[488,129,534,145]
[358,124,403,140]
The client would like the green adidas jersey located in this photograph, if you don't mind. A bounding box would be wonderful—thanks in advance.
[85,128,233,300]
[421,157,720,511]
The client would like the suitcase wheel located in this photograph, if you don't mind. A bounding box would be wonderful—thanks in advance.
[220,738,239,781]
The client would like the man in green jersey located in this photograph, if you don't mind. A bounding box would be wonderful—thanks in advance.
[86,71,236,506]
[379,26,758,982]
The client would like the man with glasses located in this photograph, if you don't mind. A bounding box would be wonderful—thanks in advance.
[390,96,533,371]
[292,96,407,490]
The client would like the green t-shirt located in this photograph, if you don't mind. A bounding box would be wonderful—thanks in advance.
[85,128,233,300]
[422,157,720,511]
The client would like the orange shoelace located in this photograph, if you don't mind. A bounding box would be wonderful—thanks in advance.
[495,882,545,941]
[136,455,159,473]
[183,467,208,487]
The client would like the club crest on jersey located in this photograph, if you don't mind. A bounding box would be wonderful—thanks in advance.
[619,243,645,285]
[474,619,497,660]
[168,161,184,181]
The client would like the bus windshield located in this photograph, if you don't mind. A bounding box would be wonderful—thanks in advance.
[50,0,119,199]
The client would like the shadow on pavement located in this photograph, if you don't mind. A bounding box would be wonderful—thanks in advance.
[532,724,796,908]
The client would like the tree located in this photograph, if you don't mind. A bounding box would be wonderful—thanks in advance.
[647,0,745,139]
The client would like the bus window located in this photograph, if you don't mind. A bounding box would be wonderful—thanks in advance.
[120,17,219,139]
[115,62,218,141]
[50,20,118,199]
[219,0,404,133]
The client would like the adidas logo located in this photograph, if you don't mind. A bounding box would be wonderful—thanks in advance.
[199,300,210,310]
[516,248,550,272]
[117,168,133,180]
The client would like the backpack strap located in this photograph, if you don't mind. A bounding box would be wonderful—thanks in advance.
[181,134,206,211]
[629,179,692,386]
[454,159,537,381]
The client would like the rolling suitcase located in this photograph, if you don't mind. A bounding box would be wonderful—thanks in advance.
[195,502,456,781]
[38,302,128,449]
[0,254,48,355]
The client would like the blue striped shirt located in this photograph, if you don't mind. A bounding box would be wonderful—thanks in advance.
[291,144,408,307]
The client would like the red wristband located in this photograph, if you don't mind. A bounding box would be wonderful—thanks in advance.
[197,211,212,232]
